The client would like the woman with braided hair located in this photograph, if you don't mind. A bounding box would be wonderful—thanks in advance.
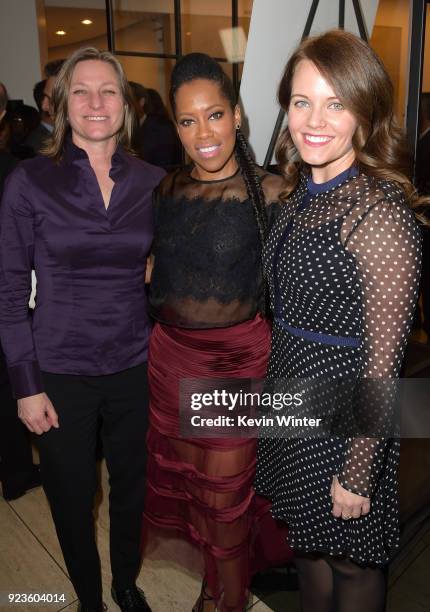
[144,53,291,611]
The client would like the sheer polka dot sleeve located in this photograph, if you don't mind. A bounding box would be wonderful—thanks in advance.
[338,189,422,497]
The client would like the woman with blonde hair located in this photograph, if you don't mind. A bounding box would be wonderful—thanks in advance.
[255,30,423,612]
[0,47,164,612]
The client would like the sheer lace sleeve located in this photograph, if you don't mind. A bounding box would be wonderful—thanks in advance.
[337,184,422,497]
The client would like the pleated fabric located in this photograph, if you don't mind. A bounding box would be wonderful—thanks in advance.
[143,314,292,604]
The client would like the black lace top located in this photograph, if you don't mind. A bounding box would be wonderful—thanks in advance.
[149,167,285,328]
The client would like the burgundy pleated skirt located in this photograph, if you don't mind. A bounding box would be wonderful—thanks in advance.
[143,315,292,602]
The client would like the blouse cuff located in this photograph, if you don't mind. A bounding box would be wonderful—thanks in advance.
[8,361,44,399]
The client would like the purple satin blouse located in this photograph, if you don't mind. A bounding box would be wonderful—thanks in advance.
[0,138,164,399]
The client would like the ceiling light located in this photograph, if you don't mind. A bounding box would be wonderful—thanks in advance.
[56,30,66,35]
[186,31,191,36]
[81,19,92,25]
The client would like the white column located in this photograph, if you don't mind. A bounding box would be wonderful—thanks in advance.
[240,0,380,164]
[0,0,46,105]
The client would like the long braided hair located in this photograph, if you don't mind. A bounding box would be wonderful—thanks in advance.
[169,53,269,311]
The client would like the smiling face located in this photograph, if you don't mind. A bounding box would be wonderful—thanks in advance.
[288,59,358,183]
[174,78,240,181]
[67,59,125,149]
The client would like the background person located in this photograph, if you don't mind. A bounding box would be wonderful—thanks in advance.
[254,30,423,612]
[0,82,17,183]
[7,101,39,159]
[0,80,40,502]
[24,60,65,155]
[129,81,182,170]
[23,79,50,155]
[0,48,164,612]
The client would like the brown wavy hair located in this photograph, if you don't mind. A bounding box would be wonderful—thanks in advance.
[277,29,427,212]
[43,47,135,160]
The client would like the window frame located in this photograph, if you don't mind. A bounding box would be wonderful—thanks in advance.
[105,0,242,97]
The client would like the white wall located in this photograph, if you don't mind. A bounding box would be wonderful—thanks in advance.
[0,0,44,105]
[240,0,380,164]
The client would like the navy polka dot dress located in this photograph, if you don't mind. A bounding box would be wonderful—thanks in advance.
[254,168,422,566]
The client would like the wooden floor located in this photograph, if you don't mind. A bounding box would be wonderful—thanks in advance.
[0,460,271,612]
[2,456,430,612]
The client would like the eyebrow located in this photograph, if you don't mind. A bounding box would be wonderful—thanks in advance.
[290,93,340,100]
[177,103,225,116]
[70,81,119,87]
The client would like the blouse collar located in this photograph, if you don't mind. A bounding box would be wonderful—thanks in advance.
[307,165,358,195]
[63,133,127,174]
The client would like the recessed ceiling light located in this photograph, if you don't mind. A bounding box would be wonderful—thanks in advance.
[56,30,66,36]
[81,19,92,25]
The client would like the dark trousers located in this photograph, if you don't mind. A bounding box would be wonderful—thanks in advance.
[37,363,149,608]
[0,363,35,491]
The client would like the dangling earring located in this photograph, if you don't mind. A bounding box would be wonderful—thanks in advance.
[236,124,241,131]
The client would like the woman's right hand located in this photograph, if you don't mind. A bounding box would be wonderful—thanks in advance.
[18,393,59,434]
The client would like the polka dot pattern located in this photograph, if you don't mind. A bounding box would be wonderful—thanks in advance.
[254,171,422,566]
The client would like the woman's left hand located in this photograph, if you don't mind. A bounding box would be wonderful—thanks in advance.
[330,475,371,520]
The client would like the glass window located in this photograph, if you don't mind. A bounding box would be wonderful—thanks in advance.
[422,2,430,96]
[44,2,255,108]
[238,0,254,37]
[369,0,411,123]
[181,0,232,58]
[111,0,175,56]
[120,56,175,111]
[44,2,108,63]
[220,61,233,83]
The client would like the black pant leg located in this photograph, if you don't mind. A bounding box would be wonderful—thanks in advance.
[101,363,149,591]
[0,363,35,492]
[37,373,103,609]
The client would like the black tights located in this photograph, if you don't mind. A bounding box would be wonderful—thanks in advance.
[295,553,386,612]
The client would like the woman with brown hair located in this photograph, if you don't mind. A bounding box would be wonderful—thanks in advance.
[254,30,423,612]
[0,48,164,612]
